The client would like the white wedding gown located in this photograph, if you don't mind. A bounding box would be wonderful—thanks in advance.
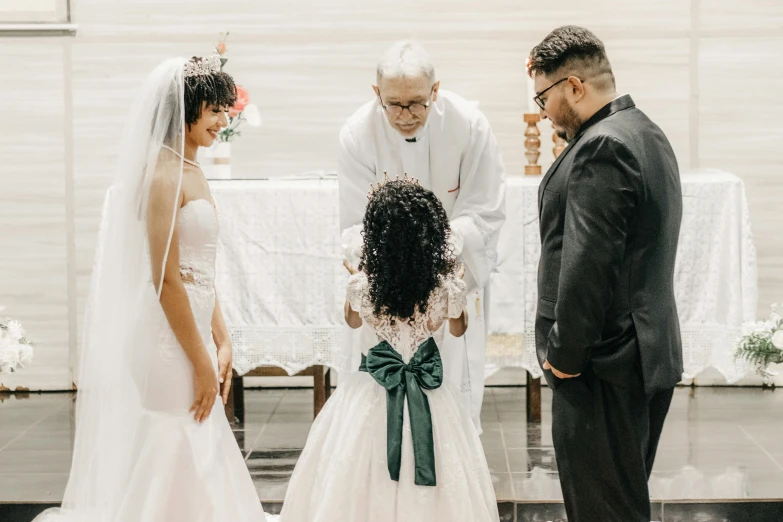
[277,272,499,522]
[115,198,265,521]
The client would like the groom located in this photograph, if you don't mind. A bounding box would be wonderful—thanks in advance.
[529,27,683,521]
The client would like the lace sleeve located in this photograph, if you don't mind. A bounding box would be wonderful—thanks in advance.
[346,272,369,315]
[428,274,467,322]
[443,276,468,318]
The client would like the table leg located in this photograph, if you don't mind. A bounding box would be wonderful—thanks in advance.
[526,373,542,423]
[324,367,332,401]
[232,371,245,425]
[225,376,235,423]
[313,365,326,418]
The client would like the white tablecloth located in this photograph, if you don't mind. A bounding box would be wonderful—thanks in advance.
[211,169,757,382]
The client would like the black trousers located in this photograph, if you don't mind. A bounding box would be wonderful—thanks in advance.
[551,368,673,522]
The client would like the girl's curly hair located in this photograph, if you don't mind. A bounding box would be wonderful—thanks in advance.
[360,180,457,320]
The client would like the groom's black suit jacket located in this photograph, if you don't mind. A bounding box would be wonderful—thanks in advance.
[535,95,683,396]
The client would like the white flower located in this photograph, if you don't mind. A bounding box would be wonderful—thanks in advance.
[747,321,770,335]
[242,104,262,127]
[772,330,783,349]
[0,336,16,374]
[17,343,33,367]
[6,320,24,342]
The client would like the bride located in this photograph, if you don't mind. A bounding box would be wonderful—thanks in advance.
[35,55,266,521]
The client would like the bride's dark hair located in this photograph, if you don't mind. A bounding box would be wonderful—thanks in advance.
[360,180,457,320]
[184,64,237,128]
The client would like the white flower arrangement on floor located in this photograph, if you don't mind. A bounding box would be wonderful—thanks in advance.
[735,303,783,385]
[0,307,34,375]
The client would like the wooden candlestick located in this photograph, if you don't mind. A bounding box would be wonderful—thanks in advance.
[524,113,542,175]
[552,129,566,158]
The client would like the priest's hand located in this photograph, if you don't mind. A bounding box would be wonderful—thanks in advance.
[343,259,359,275]
[543,360,580,379]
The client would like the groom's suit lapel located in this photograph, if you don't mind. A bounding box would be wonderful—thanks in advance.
[537,95,636,216]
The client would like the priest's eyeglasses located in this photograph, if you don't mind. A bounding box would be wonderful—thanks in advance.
[379,87,435,117]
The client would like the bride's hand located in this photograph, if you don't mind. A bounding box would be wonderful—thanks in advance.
[191,359,219,423]
[456,263,466,279]
[217,344,233,406]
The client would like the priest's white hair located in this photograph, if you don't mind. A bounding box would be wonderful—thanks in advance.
[376,40,436,86]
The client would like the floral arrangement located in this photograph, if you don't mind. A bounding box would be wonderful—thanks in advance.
[213,32,261,142]
[735,304,783,384]
[0,307,34,375]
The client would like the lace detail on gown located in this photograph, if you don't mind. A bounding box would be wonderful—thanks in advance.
[177,199,218,288]
[346,272,467,362]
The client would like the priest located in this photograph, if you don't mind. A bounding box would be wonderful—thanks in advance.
[337,40,506,430]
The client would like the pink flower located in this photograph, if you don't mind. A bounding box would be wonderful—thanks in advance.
[229,85,250,118]
[216,43,227,55]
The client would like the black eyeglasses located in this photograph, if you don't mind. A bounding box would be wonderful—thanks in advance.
[379,86,435,117]
[533,77,583,110]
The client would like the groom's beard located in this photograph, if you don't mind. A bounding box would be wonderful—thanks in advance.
[554,102,582,142]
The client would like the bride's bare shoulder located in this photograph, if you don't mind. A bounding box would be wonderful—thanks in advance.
[148,148,184,205]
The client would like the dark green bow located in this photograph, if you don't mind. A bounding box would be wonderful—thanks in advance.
[359,337,443,487]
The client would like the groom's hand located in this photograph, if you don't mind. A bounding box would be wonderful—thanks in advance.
[543,359,580,379]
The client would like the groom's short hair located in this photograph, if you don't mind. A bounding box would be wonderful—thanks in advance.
[528,26,615,91]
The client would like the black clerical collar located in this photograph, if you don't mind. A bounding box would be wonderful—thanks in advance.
[405,137,417,143]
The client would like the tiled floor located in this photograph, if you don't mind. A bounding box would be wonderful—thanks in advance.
[1,386,783,521]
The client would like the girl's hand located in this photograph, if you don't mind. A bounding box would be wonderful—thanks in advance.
[343,259,359,275]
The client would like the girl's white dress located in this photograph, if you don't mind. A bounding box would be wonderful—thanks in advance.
[277,272,499,522]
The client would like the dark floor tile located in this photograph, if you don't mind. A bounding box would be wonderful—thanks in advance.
[650,468,783,500]
[246,449,300,474]
[481,410,500,423]
[479,430,504,451]
[653,443,779,473]
[5,430,74,452]
[493,398,526,412]
[262,501,283,515]
[504,422,553,449]
[662,500,783,522]
[268,412,314,424]
[739,423,783,452]
[484,449,509,474]
[491,472,514,501]
[511,470,563,501]
[480,421,502,432]
[0,503,59,522]
[0,474,68,502]
[497,501,515,522]
[516,502,567,522]
[651,501,663,521]
[657,420,751,448]
[252,472,290,502]
[254,430,309,451]
[507,448,558,473]
[498,410,528,422]
[517,501,663,521]
[0,450,72,474]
